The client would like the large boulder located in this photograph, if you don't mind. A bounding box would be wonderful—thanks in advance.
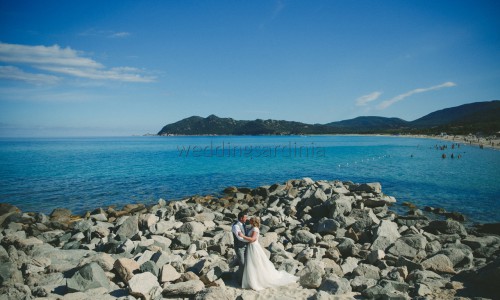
[115,216,139,239]
[328,196,352,218]
[299,260,325,288]
[316,218,340,234]
[421,254,455,274]
[351,183,382,194]
[318,275,351,295]
[352,263,380,280]
[114,258,140,282]
[371,220,400,250]
[162,279,205,297]
[425,220,467,237]
[388,234,427,259]
[293,230,316,245]
[0,261,23,286]
[0,203,21,228]
[178,221,206,239]
[129,272,162,300]
[66,262,111,292]
[160,264,181,283]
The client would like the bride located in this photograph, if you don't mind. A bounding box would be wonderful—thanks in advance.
[238,216,299,290]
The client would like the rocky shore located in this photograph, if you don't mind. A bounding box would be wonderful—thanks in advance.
[1,178,499,299]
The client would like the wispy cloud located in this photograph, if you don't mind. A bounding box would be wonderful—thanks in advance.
[79,28,131,39]
[109,32,130,38]
[355,91,382,106]
[0,42,155,83]
[0,66,60,85]
[378,82,456,109]
[0,43,101,68]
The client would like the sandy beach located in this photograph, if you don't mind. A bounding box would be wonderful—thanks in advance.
[398,134,500,150]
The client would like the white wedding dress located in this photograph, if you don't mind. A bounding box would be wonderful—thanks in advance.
[242,227,299,291]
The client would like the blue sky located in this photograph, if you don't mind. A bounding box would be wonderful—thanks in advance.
[0,0,499,136]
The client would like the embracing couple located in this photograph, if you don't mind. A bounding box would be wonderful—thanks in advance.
[232,212,299,291]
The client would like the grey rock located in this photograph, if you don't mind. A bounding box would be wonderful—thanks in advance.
[367,249,385,264]
[329,196,352,218]
[421,254,455,274]
[387,235,427,259]
[140,261,160,277]
[438,247,474,269]
[66,262,111,292]
[162,279,205,296]
[49,207,72,220]
[178,221,206,239]
[299,260,325,288]
[172,233,191,249]
[194,287,236,300]
[160,264,181,283]
[116,216,139,239]
[364,196,397,208]
[151,235,172,251]
[29,244,92,273]
[316,218,340,234]
[340,257,359,274]
[318,275,351,295]
[293,230,316,245]
[353,263,380,280]
[152,220,177,235]
[395,256,424,273]
[0,203,21,228]
[129,272,162,300]
[175,207,196,220]
[415,283,432,296]
[406,269,442,284]
[352,182,382,194]
[371,220,400,251]
[0,284,32,300]
[114,257,140,282]
[462,235,500,250]
[425,219,467,237]
[351,276,377,292]
[0,261,22,286]
[336,237,358,257]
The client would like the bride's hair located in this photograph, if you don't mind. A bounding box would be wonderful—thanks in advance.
[251,217,261,228]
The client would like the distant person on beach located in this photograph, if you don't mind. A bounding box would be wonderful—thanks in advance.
[232,212,249,286]
[238,217,298,290]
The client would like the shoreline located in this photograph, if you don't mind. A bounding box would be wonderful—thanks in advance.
[1,178,499,299]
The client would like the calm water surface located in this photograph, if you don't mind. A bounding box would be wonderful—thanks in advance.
[0,136,498,223]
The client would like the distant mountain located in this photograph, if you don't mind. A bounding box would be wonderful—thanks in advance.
[325,116,410,133]
[157,114,336,135]
[409,100,500,134]
[157,100,500,135]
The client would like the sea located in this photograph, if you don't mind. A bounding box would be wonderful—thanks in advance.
[0,135,499,224]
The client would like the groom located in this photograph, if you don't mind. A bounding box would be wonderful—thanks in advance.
[232,211,248,285]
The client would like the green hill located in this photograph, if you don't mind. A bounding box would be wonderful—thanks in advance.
[157,100,500,135]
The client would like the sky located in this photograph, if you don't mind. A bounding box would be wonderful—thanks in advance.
[0,0,499,137]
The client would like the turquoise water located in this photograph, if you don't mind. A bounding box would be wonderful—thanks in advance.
[0,136,498,223]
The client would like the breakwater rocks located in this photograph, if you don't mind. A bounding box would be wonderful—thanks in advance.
[1,178,499,300]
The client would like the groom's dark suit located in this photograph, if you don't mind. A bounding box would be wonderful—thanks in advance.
[232,220,248,285]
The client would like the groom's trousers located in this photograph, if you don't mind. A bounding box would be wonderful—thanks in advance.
[235,246,246,284]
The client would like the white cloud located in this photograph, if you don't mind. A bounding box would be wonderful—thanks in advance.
[39,66,154,83]
[378,82,456,109]
[0,43,102,68]
[355,91,382,106]
[0,42,155,83]
[0,66,60,85]
[79,29,131,39]
[110,32,130,38]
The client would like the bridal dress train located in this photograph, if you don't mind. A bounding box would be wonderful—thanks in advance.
[242,227,299,291]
